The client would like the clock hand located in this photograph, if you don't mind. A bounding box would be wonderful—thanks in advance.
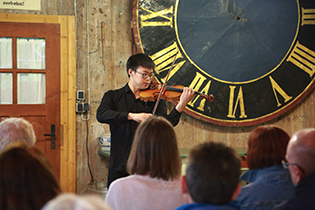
[226,0,230,11]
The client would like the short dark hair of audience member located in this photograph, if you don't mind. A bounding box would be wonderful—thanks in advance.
[127,116,181,181]
[184,142,241,205]
[42,193,112,210]
[126,53,155,77]
[0,143,61,210]
[0,117,36,153]
[246,125,290,170]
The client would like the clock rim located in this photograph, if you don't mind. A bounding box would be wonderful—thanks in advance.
[132,0,143,55]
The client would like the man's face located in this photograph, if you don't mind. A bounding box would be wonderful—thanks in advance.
[130,66,154,90]
[286,153,299,186]
[286,140,301,186]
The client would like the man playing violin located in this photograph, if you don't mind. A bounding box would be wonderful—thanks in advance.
[97,53,195,188]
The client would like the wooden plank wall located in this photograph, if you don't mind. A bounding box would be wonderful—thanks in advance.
[1,0,315,195]
[75,0,135,194]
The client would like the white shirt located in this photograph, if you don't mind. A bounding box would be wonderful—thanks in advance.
[105,174,188,210]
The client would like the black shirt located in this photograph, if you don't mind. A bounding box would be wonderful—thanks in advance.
[96,83,181,171]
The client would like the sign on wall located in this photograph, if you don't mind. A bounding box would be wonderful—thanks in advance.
[0,0,40,10]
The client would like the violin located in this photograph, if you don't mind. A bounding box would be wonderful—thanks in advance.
[139,83,214,102]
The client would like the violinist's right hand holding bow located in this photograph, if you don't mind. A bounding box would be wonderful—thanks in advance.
[128,113,153,123]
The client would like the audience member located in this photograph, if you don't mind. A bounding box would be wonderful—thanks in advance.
[0,117,36,152]
[176,141,241,210]
[273,128,315,209]
[42,193,111,210]
[105,116,187,210]
[0,143,61,210]
[236,125,295,210]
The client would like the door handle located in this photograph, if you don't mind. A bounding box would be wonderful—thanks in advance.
[44,124,55,149]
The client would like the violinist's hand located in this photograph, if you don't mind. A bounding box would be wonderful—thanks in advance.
[128,113,153,123]
[175,87,195,113]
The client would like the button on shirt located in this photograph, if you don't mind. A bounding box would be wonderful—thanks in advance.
[96,84,181,171]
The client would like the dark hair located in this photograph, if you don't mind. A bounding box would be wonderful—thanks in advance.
[0,144,61,210]
[246,125,290,169]
[126,53,155,77]
[127,116,181,180]
[185,142,241,205]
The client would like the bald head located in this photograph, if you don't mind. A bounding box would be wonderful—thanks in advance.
[287,128,315,176]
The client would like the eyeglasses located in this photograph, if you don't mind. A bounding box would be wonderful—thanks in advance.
[281,160,305,174]
[281,160,297,169]
[135,71,155,79]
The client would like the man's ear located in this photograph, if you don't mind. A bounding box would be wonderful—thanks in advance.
[181,175,194,204]
[128,69,134,77]
[231,184,241,201]
[293,165,306,184]
[181,175,188,194]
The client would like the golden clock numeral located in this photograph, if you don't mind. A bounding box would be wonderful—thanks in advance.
[269,76,292,107]
[187,72,211,111]
[227,86,247,119]
[301,7,315,26]
[151,42,186,83]
[287,41,315,77]
[140,6,173,28]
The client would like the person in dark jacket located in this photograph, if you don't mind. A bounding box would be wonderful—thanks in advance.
[96,53,195,188]
[176,142,242,210]
[273,128,315,210]
[236,125,295,210]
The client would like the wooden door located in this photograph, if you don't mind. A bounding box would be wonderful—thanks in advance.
[0,22,60,178]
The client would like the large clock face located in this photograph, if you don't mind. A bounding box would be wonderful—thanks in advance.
[132,0,315,126]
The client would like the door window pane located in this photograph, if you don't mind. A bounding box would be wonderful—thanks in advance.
[17,38,45,69]
[0,73,13,104]
[0,38,12,69]
[18,73,45,104]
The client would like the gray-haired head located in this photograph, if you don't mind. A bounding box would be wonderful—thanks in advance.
[0,118,36,153]
[42,193,112,210]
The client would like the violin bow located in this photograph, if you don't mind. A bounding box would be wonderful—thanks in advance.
[152,52,178,115]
